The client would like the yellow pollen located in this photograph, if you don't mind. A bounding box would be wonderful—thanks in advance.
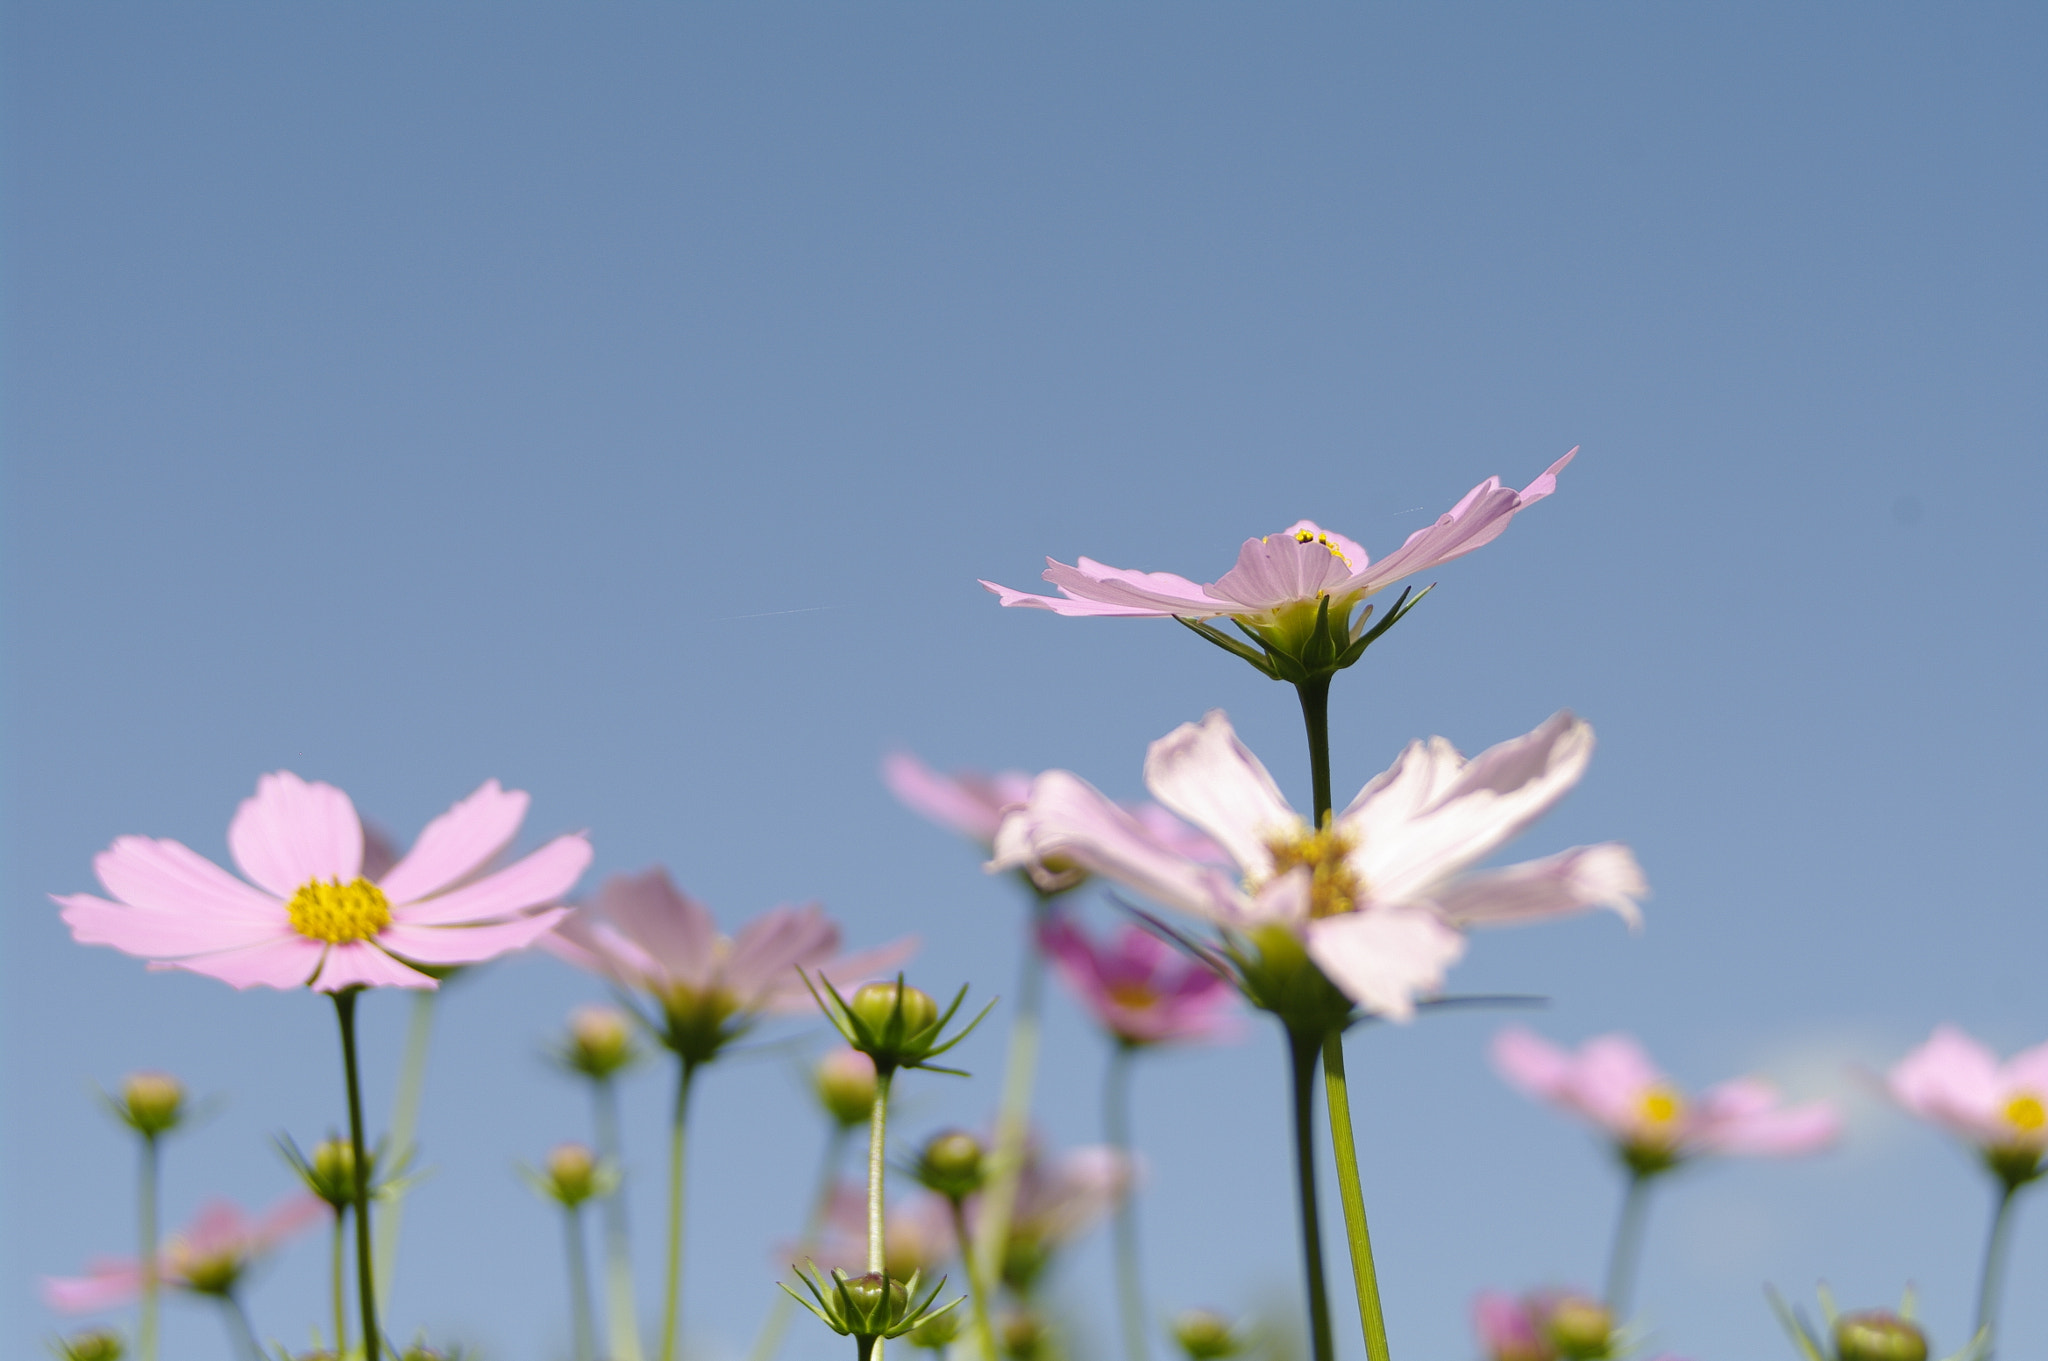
[285,877,392,944]
[1284,528,1352,566]
[1638,1086,1686,1126]
[1262,820,1363,919]
[1105,981,1159,1010]
[2005,1093,2046,1133]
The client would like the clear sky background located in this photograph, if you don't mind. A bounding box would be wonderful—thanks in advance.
[3,6,2044,1360]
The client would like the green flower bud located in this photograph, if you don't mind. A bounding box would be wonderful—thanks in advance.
[852,981,940,1038]
[842,1271,911,1327]
[814,1048,878,1128]
[176,1247,243,1297]
[998,1309,1050,1361]
[308,1136,360,1209]
[1170,1309,1241,1360]
[1834,1312,1928,1361]
[806,972,993,1076]
[906,1310,963,1351]
[545,1143,601,1207]
[52,1328,125,1361]
[117,1072,185,1138]
[396,1347,449,1361]
[565,1005,638,1080]
[914,1130,986,1200]
[1544,1297,1613,1359]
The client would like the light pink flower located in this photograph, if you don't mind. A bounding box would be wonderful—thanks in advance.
[989,710,1644,1020]
[1040,918,1238,1048]
[1472,1290,1558,1361]
[1887,1025,2048,1163]
[43,1194,325,1310]
[56,774,591,991]
[1492,1027,1840,1166]
[980,453,1572,622]
[546,867,915,1060]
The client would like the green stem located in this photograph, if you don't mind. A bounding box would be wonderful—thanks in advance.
[1321,1031,1390,1361]
[219,1290,266,1361]
[333,989,381,1360]
[947,1197,1003,1361]
[1602,1170,1653,1320]
[594,1074,647,1361]
[1295,679,1334,825]
[747,1123,851,1361]
[567,1202,597,1361]
[971,893,1053,1312]
[332,1209,350,1354]
[373,988,437,1309]
[1286,1028,1335,1361]
[1973,1178,2023,1350]
[659,1058,700,1361]
[137,1132,160,1361]
[1105,1042,1151,1361]
[868,1069,895,1273]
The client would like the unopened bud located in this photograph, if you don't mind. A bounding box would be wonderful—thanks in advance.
[118,1072,185,1137]
[1834,1312,1928,1361]
[566,1005,637,1079]
[998,1309,1049,1361]
[1544,1297,1613,1359]
[814,1049,878,1127]
[852,981,939,1038]
[545,1143,600,1206]
[840,1271,910,1334]
[307,1137,360,1208]
[907,1311,962,1350]
[1170,1309,1241,1360]
[54,1328,126,1361]
[176,1247,242,1296]
[916,1130,985,1199]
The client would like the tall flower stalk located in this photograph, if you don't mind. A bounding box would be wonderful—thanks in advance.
[333,988,381,1356]
[560,1004,647,1361]
[1103,1043,1149,1361]
[971,889,1053,1331]
[661,1058,699,1361]
[373,986,438,1308]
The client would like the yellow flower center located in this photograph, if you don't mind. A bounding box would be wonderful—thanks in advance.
[1262,821,1363,919]
[1105,981,1159,1010]
[1284,528,1353,566]
[1639,1085,1686,1127]
[2005,1092,2046,1133]
[286,877,392,944]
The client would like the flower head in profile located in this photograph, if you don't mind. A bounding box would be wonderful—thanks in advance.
[56,774,591,991]
[1473,1291,1628,1361]
[43,1195,324,1311]
[1887,1025,2048,1187]
[991,709,1644,1023]
[546,867,915,1066]
[1040,918,1238,1048]
[981,454,1573,683]
[1493,1027,1840,1176]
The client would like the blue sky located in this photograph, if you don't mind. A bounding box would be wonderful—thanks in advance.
[3,5,2043,1360]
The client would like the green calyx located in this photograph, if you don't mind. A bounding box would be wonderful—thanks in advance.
[1768,1285,1984,1361]
[1174,585,1428,686]
[276,1131,417,1214]
[658,981,748,1067]
[1227,925,1356,1036]
[802,972,995,1077]
[1981,1143,2045,1191]
[51,1327,125,1361]
[783,1263,961,1342]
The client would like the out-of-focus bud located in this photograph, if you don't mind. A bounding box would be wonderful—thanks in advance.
[544,1144,601,1207]
[396,1347,448,1361]
[175,1246,243,1297]
[906,1310,963,1351]
[1834,1312,1929,1361]
[1544,1297,1613,1359]
[117,1072,185,1138]
[564,1005,638,1080]
[813,1048,878,1128]
[1170,1308,1242,1360]
[998,1309,1050,1361]
[852,981,940,1039]
[306,1137,360,1209]
[52,1328,125,1361]
[913,1130,985,1200]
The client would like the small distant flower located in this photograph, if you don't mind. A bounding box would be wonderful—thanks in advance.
[43,1195,324,1311]
[1040,918,1237,1048]
[546,867,914,1065]
[980,1142,1134,1293]
[991,710,1644,1021]
[1887,1025,2048,1185]
[1473,1291,1617,1361]
[56,774,590,991]
[1492,1027,1839,1175]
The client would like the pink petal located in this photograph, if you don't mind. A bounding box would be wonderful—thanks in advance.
[1142,710,1296,880]
[1491,1026,1576,1101]
[1696,1083,1840,1157]
[1347,451,1574,596]
[227,772,365,898]
[725,904,840,996]
[41,1260,141,1313]
[1304,905,1466,1021]
[1433,843,1647,931]
[1205,531,1364,612]
[2002,1039,2048,1095]
[93,836,282,922]
[57,891,280,958]
[376,779,530,905]
[379,907,570,966]
[156,933,329,990]
[1889,1025,2006,1138]
[759,933,921,1014]
[1041,557,1223,615]
[544,915,664,989]
[1569,1035,1667,1130]
[311,941,437,991]
[979,578,1169,617]
[881,752,1031,847]
[568,866,717,983]
[390,833,591,925]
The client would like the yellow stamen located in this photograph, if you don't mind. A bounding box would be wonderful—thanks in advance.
[1262,820,1363,919]
[286,877,392,944]
[1638,1085,1686,1126]
[1105,981,1158,1010]
[2006,1093,2046,1133]
[1282,528,1352,566]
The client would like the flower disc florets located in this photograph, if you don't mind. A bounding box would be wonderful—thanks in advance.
[285,877,394,944]
[804,972,994,1076]
[783,1263,960,1343]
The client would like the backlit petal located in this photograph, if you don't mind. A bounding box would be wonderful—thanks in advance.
[376,779,530,904]
[379,908,569,966]
[1304,905,1465,1021]
[1143,710,1295,880]
[312,941,437,991]
[228,772,364,897]
[390,833,591,925]
[1432,843,1647,930]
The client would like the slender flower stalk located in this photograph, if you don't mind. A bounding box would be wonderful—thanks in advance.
[1976,1180,2020,1346]
[660,1059,700,1361]
[219,1291,265,1361]
[944,1196,1001,1361]
[374,987,438,1308]
[107,1072,186,1361]
[1286,1030,1335,1361]
[330,1207,349,1356]
[566,1197,598,1361]
[1104,1042,1150,1361]
[593,1074,644,1361]
[868,1070,895,1272]
[333,989,381,1359]
[136,1131,161,1361]
[972,892,1052,1336]
[1603,1171,1653,1320]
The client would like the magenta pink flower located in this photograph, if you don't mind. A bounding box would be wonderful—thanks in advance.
[1040,918,1237,1048]
[546,866,915,1061]
[43,1194,324,1310]
[56,774,591,991]
[990,709,1644,1020]
[980,453,1572,623]
[1887,1025,2048,1171]
[1492,1027,1839,1168]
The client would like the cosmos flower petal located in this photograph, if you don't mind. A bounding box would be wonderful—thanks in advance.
[725,904,840,995]
[155,933,329,990]
[1569,1035,1669,1129]
[390,833,592,926]
[2007,1039,2048,1094]
[978,578,1172,616]
[312,941,437,992]
[380,907,570,966]
[1694,1079,1840,1156]
[1041,917,1236,1047]
[227,771,365,898]
[1490,1026,1577,1101]
[1431,843,1647,930]
[1039,558,1223,614]
[566,866,718,983]
[41,1259,143,1313]
[1205,532,1363,612]
[882,752,1033,847]
[1143,710,1295,879]
[760,934,921,1014]
[542,914,663,989]
[1304,904,1466,1021]
[1347,451,1574,596]
[1888,1025,2017,1144]
[376,779,530,904]
[93,836,283,923]
[56,892,279,958]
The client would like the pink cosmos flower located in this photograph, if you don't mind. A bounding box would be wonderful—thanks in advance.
[56,774,591,991]
[1887,1025,2048,1169]
[546,867,915,1060]
[980,453,1572,623]
[43,1194,325,1310]
[1039,918,1238,1047]
[1492,1027,1840,1168]
[1473,1290,1560,1361]
[989,710,1645,1020]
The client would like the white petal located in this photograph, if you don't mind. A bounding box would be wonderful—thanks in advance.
[1433,843,1647,930]
[1304,906,1465,1022]
[1143,710,1297,878]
